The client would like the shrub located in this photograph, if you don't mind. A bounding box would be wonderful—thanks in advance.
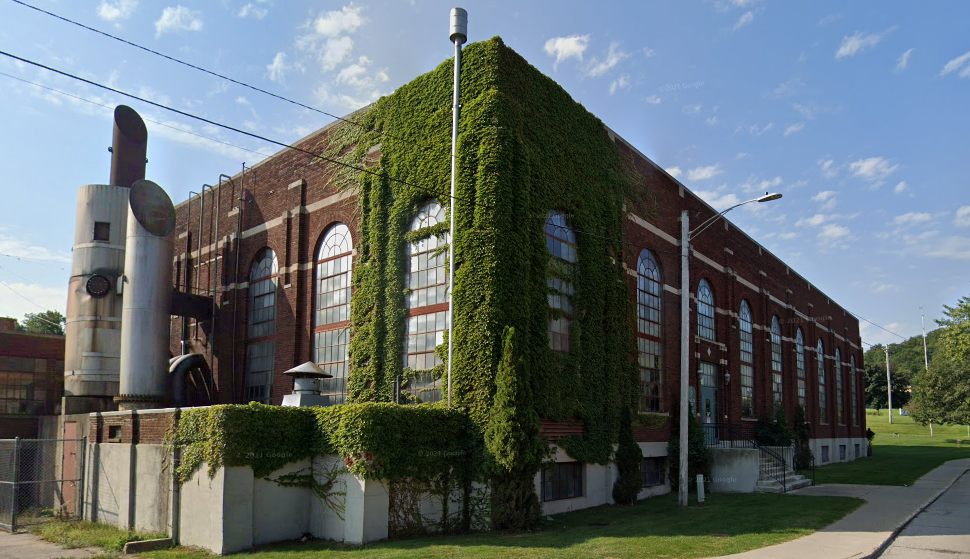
[611,407,643,505]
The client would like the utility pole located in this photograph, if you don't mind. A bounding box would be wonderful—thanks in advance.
[885,345,892,424]
[920,305,930,374]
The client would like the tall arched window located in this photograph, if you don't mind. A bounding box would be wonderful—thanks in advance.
[851,355,859,426]
[795,328,806,409]
[739,300,754,418]
[697,279,715,341]
[246,248,278,404]
[770,316,783,406]
[546,211,577,354]
[314,223,352,405]
[817,339,827,424]
[835,348,844,425]
[637,249,663,412]
[403,200,449,404]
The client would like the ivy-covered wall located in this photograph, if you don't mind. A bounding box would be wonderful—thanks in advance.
[341,36,641,465]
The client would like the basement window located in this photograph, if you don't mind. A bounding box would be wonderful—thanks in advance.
[821,445,830,463]
[107,425,121,442]
[542,461,583,501]
[854,444,860,459]
[839,445,846,461]
[641,457,665,487]
[93,222,110,242]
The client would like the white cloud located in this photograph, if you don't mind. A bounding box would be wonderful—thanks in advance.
[792,102,821,120]
[733,11,754,31]
[812,190,837,211]
[694,185,741,211]
[0,235,70,264]
[749,122,774,136]
[940,51,970,78]
[819,224,850,241]
[736,152,748,159]
[687,164,722,181]
[155,5,203,37]
[312,5,364,36]
[644,94,661,105]
[320,36,354,71]
[818,14,842,26]
[706,116,719,126]
[266,52,289,83]
[0,281,68,321]
[784,123,805,137]
[953,206,970,227]
[666,167,682,178]
[778,232,797,240]
[335,55,388,91]
[870,282,896,293]
[926,236,970,260]
[818,158,838,179]
[849,156,898,182]
[894,181,908,194]
[544,35,589,69]
[895,48,914,72]
[97,0,137,22]
[796,214,827,227]
[587,42,630,77]
[609,74,630,95]
[739,175,782,194]
[774,77,803,98]
[682,104,701,116]
[892,212,932,226]
[643,47,656,58]
[835,27,896,60]
[238,3,269,20]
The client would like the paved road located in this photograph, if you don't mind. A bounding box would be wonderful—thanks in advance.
[880,468,970,559]
[0,529,100,559]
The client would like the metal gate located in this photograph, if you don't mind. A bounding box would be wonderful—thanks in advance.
[0,437,86,532]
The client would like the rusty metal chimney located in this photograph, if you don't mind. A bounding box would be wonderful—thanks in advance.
[110,105,148,188]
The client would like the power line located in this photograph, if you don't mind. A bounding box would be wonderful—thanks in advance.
[0,71,275,160]
[0,252,70,267]
[0,50,910,347]
[7,0,376,136]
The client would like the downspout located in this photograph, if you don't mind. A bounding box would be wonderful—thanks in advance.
[229,163,247,404]
[182,192,198,356]
[194,187,207,341]
[203,183,219,368]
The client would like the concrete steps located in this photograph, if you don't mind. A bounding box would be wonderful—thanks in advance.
[753,450,813,493]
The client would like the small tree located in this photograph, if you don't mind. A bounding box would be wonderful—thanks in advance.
[611,406,643,505]
[16,310,65,336]
[792,405,813,469]
[485,326,546,531]
[756,404,793,447]
[666,403,712,492]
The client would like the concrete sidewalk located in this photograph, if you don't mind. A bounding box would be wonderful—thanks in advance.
[881,467,970,558]
[0,529,101,559]
[709,458,970,559]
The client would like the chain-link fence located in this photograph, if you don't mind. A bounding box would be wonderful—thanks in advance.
[0,438,85,532]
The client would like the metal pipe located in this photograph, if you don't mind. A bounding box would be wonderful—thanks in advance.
[446,7,467,408]
[109,105,148,188]
[182,191,199,356]
[230,163,247,404]
[678,210,690,507]
[194,186,207,340]
[202,184,216,356]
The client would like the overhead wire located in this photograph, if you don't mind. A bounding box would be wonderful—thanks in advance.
[7,0,380,137]
[0,50,906,347]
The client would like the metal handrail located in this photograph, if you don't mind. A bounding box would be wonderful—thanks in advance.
[701,423,815,492]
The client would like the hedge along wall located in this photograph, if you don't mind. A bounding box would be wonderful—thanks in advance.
[338,36,645,466]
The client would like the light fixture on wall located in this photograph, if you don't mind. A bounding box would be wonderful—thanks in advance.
[724,372,731,385]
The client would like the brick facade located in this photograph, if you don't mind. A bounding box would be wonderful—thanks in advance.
[0,318,65,438]
[167,69,865,447]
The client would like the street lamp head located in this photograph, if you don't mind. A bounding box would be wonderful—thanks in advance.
[757,192,783,202]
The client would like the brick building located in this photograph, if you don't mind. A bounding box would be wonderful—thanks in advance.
[0,317,65,438]
[167,38,866,505]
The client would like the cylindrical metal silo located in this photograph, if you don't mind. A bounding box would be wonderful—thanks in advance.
[116,179,176,410]
[63,106,148,415]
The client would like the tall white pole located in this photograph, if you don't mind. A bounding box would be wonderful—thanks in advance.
[446,8,467,408]
[885,345,893,424]
[679,210,690,507]
[920,305,930,374]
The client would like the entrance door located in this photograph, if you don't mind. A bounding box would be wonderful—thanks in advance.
[699,361,718,443]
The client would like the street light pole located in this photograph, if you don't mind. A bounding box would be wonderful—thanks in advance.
[885,345,893,424]
[678,192,781,507]
[446,8,467,408]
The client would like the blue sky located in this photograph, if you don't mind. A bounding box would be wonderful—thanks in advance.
[0,0,967,348]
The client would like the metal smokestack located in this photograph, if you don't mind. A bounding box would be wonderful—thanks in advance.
[110,105,148,188]
[116,179,176,410]
[63,105,148,414]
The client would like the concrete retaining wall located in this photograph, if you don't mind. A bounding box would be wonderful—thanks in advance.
[709,448,759,493]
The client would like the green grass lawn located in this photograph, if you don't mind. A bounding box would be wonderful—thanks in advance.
[33,520,166,556]
[813,409,970,486]
[38,493,862,559]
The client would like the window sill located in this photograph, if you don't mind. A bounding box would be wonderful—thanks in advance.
[637,411,669,417]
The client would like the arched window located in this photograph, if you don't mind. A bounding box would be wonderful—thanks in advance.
[795,328,806,409]
[835,348,844,425]
[546,211,577,354]
[817,339,827,424]
[637,249,663,412]
[851,355,859,426]
[314,223,352,405]
[697,279,715,341]
[739,300,754,418]
[771,316,783,406]
[246,248,278,404]
[402,200,449,404]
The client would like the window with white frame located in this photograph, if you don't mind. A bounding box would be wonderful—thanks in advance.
[835,347,844,425]
[771,316,783,406]
[697,279,716,341]
[546,211,577,354]
[314,223,352,405]
[795,328,806,409]
[818,339,827,424]
[851,355,859,426]
[245,248,278,403]
[637,249,663,413]
[739,300,754,418]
